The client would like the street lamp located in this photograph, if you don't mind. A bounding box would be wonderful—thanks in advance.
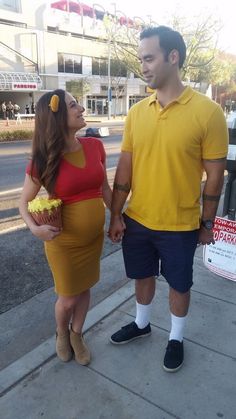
[93,3,112,119]
[110,2,116,18]
[92,3,105,23]
[133,16,146,30]
[107,33,112,120]
[116,9,128,27]
[75,0,84,28]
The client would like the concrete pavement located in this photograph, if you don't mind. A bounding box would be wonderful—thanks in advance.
[0,245,236,419]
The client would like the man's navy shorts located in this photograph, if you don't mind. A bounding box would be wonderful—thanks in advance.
[122,214,199,293]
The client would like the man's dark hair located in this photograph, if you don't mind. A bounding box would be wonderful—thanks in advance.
[140,26,186,69]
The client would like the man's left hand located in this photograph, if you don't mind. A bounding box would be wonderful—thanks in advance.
[198,226,215,245]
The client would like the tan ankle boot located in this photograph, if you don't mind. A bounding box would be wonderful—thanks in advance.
[70,329,91,365]
[56,330,73,362]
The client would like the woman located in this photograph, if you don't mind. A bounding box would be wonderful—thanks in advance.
[19,89,112,365]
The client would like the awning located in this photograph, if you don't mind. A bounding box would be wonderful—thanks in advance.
[50,1,135,25]
[51,1,94,17]
[0,72,42,91]
[51,0,80,13]
[119,16,134,26]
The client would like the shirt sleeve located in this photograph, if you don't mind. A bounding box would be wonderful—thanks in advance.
[26,160,39,178]
[202,105,229,159]
[26,160,32,175]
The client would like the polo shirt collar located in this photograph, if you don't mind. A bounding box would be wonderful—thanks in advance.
[176,86,194,104]
[148,86,194,106]
[148,92,157,105]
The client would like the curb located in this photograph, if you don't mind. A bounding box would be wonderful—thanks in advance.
[0,281,134,397]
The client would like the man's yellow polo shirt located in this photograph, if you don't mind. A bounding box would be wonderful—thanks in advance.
[122,86,228,231]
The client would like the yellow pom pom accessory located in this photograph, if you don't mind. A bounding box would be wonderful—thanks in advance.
[49,94,59,112]
[28,197,62,214]
[28,197,63,228]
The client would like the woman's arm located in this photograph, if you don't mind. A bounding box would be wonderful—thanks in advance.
[19,174,61,241]
[102,160,112,210]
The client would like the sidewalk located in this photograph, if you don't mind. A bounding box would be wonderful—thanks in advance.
[0,245,235,418]
[0,116,125,141]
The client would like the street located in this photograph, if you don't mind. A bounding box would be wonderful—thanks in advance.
[0,134,121,191]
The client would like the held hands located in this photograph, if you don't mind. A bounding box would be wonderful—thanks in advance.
[108,214,126,243]
[198,226,215,245]
[31,224,62,241]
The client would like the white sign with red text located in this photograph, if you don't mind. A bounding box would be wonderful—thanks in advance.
[12,83,38,91]
[203,216,236,281]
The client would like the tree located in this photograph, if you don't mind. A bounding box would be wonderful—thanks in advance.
[110,58,130,117]
[210,54,236,107]
[106,14,225,85]
[66,78,90,100]
[165,14,220,82]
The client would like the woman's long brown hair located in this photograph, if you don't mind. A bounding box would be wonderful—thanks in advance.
[30,89,68,194]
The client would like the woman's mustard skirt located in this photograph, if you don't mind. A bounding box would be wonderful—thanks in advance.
[45,198,105,296]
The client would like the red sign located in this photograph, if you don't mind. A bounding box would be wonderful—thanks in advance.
[12,83,37,91]
[203,217,236,281]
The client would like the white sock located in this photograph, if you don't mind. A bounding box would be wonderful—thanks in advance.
[135,302,152,329]
[169,313,187,342]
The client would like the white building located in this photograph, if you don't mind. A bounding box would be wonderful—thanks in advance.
[0,0,147,116]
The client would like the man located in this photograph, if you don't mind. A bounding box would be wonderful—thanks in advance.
[108,26,228,372]
[13,102,20,116]
[6,101,14,120]
[1,101,6,119]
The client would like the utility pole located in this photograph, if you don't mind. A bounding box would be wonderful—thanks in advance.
[108,35,112,120]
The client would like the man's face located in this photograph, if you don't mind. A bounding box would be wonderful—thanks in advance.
[138,36,175,90]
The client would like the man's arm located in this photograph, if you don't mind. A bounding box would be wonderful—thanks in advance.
[199,157,226,244]
[108,151,132,242]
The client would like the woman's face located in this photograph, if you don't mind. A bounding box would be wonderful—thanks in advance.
[65,92,86,131]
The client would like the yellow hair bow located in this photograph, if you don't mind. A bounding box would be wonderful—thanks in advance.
[49,94,59,112]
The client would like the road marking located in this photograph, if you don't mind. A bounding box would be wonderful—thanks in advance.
[0,187,23,196]
[107,166,116,172]
[0,223,27,235]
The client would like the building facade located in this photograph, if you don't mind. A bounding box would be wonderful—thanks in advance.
[0,0,147,116]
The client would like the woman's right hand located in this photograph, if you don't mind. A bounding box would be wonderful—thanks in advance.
[31,225,62,241]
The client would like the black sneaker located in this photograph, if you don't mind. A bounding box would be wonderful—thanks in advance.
[110,321,151,345]
[163,340,184,372]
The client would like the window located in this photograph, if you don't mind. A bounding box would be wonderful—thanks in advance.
[110,60,127,77]
[129,96,145,108]
[92,58,127,77]
[65,55,74,73]
[74,56,82,74]
[58,53,64,72]
[92,57,108,76]
[101,85,124,94]
[0,0,21,12]
[58,53,82,74]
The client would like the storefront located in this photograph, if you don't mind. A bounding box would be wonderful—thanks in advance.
[0,71,42,117]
